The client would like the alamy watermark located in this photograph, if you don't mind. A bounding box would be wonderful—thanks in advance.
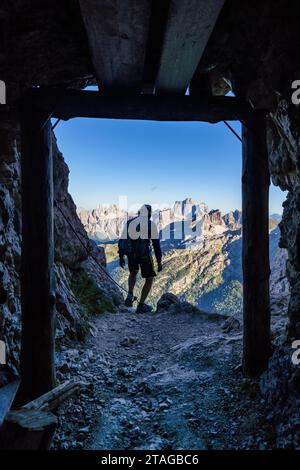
[0,80,6,105]
[291,340,300,365]
[291,80,300,105]
[105,196,205,241]
[0,340,6,365]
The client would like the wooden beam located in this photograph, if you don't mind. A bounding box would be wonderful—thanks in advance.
[155,0,225,94]
[23,380,85,412]
[25,89,252,123]
[79,0,151,91]
[242,112,271,376]
[17,105,56,405]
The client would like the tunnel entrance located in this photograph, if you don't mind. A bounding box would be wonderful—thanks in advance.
[16,88,271,405]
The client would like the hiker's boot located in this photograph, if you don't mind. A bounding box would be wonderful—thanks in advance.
[125,293,134,307]
[136,303,153,314]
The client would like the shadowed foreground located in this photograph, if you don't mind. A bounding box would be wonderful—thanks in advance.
[53,308,273,450]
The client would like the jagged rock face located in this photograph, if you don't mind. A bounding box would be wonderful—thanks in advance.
[0,119,21,376]
[158,208,172,229]
[78,205,128,242]
[78,198,210,242]
[54,140,94,267]
[203,209,225,234]
[0,119,123,377]
[269,227,289,300]
[223,210,242,231]
[172,198,206,219]
[279,187,300,338]
[208,209,223,226]
[261,345,300,448]
[266,104,300,341]
[52,137,123,342]
[79,199,231,243]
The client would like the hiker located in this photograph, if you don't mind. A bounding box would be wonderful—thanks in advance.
[118,204,162,313]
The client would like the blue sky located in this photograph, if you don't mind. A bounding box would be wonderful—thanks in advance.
[53,115,286,215]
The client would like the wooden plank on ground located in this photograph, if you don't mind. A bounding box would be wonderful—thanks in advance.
[155,0,225,94]
[79,0,152,91]
[23,380,85,412]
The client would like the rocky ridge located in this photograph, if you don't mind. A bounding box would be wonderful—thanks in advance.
[79,201,288,317]
[77,198,242,244]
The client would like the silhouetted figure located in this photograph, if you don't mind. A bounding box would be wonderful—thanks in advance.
[118,204,162,313]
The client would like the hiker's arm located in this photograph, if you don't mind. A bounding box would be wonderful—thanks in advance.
[118,242,125,268]
[152,239,162,264]
[118,224,127,267]
[118,239,125,258]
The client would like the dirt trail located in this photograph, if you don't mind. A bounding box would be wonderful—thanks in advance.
[53,308,272,450]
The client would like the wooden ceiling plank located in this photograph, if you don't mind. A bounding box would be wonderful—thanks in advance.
[155,0,225,94]
[79,0,152,91]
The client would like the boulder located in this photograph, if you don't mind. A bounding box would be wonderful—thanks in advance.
[156,293,200,314]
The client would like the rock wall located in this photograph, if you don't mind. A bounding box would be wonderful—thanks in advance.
[196,0,300,339]
[0,116,22,377]
[0,113,123,380]
[193,0,300,446]
[53,135,123,341]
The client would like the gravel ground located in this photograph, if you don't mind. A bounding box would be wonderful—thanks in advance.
[52,308,275,450]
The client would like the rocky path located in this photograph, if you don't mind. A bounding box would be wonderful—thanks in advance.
[53,307,273,450]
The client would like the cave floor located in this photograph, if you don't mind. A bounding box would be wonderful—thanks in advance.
[53,309,274,450]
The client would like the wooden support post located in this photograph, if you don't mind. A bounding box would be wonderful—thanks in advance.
[17,105,56,404]
[242,111,271,376]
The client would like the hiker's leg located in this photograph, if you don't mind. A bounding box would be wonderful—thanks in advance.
[128,270,138,294]
[140,277,154,304]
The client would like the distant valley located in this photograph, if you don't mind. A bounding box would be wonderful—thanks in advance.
[78,199,288,315]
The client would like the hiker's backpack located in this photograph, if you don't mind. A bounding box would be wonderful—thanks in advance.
[119,220,149,258]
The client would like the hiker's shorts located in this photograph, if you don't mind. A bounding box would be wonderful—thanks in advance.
[127,255,156,278]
